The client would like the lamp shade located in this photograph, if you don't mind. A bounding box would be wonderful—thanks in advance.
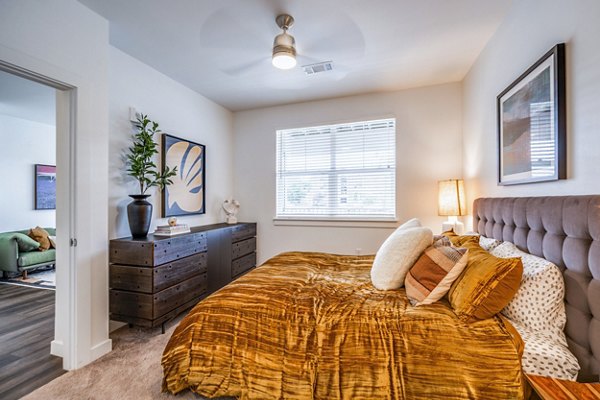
[438,179,466,216]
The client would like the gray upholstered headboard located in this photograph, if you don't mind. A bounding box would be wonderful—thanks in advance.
[473,196,600,382]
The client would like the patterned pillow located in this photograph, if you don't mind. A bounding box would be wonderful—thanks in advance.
[509,319,579,380]
[479,236,502,252]
[491,242,567,346]
[452,232,502,252]
[405,240,468,306]
[432,235,451,246]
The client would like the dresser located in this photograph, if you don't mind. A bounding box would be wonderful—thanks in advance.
[109,222,257,332]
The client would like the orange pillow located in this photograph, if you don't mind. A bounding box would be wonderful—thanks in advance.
[448,242,523,321]
[28,226,51,251]
[442,230,479,247]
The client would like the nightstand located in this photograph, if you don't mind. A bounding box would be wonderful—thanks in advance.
[526,374,600,399]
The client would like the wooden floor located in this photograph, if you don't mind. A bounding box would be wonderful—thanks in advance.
[0,283,65,400]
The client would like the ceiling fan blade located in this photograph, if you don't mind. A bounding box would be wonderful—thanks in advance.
[222,57,270,76]
[199,8,274,52]
[296,54,324,66]
[295,11,366,62]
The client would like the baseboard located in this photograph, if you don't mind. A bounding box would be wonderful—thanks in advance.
[50,339,64,358]
[90,338,112,361]
[109,320,126,332]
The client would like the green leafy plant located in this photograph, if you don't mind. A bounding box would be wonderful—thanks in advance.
[126,114,177,195]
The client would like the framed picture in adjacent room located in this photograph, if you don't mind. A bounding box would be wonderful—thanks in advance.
[35,164,56,210]
[497,43,566,185]
[161,134,206,217]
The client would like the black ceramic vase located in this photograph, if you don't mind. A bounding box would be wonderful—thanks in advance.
[127,194,152,238]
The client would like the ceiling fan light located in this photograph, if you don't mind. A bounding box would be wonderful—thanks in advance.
[272,28,296,70]
[272,52,297,70]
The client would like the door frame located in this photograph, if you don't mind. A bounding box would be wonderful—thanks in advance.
[0,56,79,369]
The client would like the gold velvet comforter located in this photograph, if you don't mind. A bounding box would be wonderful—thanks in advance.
[162,252,526,399]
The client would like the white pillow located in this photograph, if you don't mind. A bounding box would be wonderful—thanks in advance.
[491,242,567,346]
[397,218,421,230]
[371,225,433,290]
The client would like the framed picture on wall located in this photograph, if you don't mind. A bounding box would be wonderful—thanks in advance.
[497,43,566,185]
[161,134,206,217]
[35,164,56,210]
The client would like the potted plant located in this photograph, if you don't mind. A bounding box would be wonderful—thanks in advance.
[126,114,177,238]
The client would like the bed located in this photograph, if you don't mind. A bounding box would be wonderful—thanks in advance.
[162,195,600,398]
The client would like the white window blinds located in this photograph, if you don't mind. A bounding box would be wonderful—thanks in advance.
[276,118,396,220]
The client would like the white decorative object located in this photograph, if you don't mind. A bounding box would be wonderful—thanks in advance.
[168,217,177,227]
[222,198,240,224]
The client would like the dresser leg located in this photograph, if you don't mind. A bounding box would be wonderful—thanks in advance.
[128,323,133,328]
[161,322,166,334]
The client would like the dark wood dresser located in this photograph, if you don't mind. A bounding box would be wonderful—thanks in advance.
[109,222,257,332]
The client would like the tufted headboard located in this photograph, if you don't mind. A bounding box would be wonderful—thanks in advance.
[473,196,600,382]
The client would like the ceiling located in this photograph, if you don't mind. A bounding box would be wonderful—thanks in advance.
[79,0,512,111]
[0,70,56,125]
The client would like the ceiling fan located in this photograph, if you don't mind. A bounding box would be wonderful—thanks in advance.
[271,14,297,70]
[198,6,365,78]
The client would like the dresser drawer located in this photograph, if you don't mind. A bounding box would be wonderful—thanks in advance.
[153,272,207,318]
[110,252,207,294]
[154,235,207,265]
[232,237,256,259]
[110,264,153,293]
[154,252,207,292]
[231,224,256,243]
[110,272,207,320]
[231,252,256,278]
[110,289,154,320]
[110,232,207,266]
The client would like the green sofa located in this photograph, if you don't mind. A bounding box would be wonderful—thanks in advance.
[0,228,56,278]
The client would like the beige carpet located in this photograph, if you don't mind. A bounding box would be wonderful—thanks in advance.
[24,320,231,400]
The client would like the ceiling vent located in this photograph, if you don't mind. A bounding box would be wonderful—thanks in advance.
[302,61,334,75]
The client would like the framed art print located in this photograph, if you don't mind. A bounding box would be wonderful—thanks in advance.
[497,43,566,185]
[35,164,56,210]
[161,134,206,217]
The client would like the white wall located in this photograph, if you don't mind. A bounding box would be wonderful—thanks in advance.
[108,47,234,239]
[462,0,600,210]
[0,0,110,369]
[0,114,56,231]
[233,83,463,263]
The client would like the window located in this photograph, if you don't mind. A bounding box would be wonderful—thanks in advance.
[276,118,396,220]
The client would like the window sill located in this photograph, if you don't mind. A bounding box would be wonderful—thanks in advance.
[273,217,398,228]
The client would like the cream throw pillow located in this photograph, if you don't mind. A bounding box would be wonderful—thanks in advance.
[397,218,421,230]
[371,221,433,290]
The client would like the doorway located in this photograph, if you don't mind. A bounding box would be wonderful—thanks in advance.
[0,64,74,399]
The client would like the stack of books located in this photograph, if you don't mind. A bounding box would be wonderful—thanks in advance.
[154,224,191,236]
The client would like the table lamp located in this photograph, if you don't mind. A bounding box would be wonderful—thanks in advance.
[438,179,466,234]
